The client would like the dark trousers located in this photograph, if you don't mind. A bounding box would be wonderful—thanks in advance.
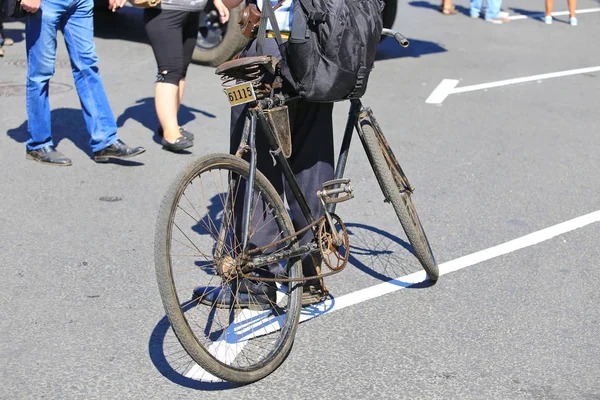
[143,9,200,85]
[230,38,334,280]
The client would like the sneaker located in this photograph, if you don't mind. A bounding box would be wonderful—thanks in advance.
[486,16,509,24]
[485,10,509,23]
[544,15,553,24]
[570,17,578,26]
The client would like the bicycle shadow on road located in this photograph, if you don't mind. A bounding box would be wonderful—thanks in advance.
[147,219,432,389]
[116,97,216,145]
[6,107,143,166]
[345,222,436,288]
[507,7,549,23]
[149,313,238,391]
[376,36,447,62]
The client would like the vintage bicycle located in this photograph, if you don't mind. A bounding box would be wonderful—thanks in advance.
[154,29,439,384]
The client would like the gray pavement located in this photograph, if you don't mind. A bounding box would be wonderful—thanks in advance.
[1,0,599,398]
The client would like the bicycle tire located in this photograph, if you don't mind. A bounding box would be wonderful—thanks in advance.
[358,119,440,281]
[154,153,303,384]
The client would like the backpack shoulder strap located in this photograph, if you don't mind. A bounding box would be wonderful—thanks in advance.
[256,0,286,54]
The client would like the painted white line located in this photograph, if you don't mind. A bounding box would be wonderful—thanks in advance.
[426,65,600,104]
[508,7,600,20]
[186,209,600,381]
[425,79,459,104]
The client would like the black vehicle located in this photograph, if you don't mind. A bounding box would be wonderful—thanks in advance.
[192,0,398,66]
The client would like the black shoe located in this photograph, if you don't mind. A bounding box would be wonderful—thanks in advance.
[26,145,72,166]
[161,136,193,152]
[193,277,277,310]
[157,126,194,140]
[94,139,146,162]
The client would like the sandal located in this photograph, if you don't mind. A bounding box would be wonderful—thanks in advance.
[440,5,458,14]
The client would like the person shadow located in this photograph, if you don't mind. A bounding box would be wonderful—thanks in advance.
[116,97,217,146]
[1,27,25,45]
[6,108,144,166]
[408,0,471,16]
[507,7,550,22]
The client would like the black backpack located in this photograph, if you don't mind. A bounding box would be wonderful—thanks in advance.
[258,0,384,103]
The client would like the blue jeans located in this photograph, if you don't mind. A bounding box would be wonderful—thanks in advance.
[470,0,502,19]
[25,0,118,152]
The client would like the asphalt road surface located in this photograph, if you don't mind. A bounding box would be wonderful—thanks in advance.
[1,0,599,398]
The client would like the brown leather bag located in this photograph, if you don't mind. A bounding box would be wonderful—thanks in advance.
[238,0,286,39]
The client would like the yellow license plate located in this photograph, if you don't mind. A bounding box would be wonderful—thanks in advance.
[224,82,257,106]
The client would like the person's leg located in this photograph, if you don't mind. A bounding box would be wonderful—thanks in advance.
[144,9,187,144]
[484,0,507,21]
[174,11,200,134]
[545,0,554,15]
[567,0,576,17]
[470,0,483,17]
[0,14,4,49]
[178,11,199,109]
[25,0,63,150]
[284,100,334,283]
[441,0,457,14]
[568,0,577,24]
[227,39,288,278]
[61,0,119,152]
[0,13,14,46]
[228,40,335,283]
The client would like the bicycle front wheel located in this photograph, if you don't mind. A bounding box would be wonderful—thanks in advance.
[358,116,440,281]
[154,154,303,384]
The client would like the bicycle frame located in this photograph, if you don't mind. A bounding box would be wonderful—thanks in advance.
[233,98,363,270]
[233,28,412,271]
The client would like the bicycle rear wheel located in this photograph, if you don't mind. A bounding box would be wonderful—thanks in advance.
[154,153,303,384]
[357,114,440,281]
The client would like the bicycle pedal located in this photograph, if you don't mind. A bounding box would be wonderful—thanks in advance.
[318,179,354,204]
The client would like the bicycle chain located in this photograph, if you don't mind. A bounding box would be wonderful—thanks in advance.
[246,216,325,255]
[241,215,349,283]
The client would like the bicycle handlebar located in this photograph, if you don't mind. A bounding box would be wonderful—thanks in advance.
[381,28,410,48]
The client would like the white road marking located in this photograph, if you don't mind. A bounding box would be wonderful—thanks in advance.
[184,209,600,381]
[423,79,459,105]
[508,7,600,20]
[425,66,600,104]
